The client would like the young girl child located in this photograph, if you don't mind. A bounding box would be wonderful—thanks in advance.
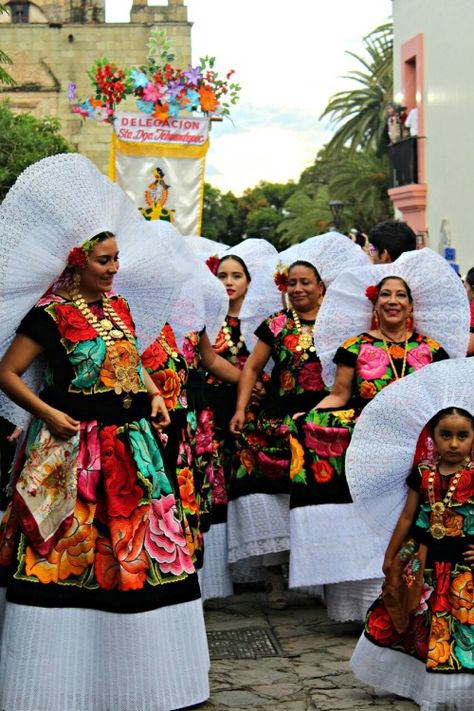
[351,403,474,710]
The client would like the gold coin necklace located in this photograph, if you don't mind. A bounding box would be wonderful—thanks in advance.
[379,328,409,380]
[68,284,141,409]
[291,308,316,355]
[427,467,464,539]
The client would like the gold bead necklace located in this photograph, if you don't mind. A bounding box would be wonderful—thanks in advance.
[378,328,409,380]
[67,284,141,408]
[221,318,245,364]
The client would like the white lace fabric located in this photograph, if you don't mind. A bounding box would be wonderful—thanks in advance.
[240,232,369,351]
[316,247,470,387]
[346,358,474,541]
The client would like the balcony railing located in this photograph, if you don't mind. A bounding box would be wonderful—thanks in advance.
[388,136,418,187]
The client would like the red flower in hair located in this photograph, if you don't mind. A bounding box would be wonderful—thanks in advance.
[365,285,379,304]
[206,255,219,275]
[67,247,88,267]
[274,271,288,293]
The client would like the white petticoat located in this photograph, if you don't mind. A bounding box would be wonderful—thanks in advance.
[199,522,234,601]
[324,579,382,623]
[289,502,386,587]
[227,493,290,564]
[351,633,474,711]
[0,591,210,711]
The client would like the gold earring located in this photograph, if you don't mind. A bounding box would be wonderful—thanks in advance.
[72,271,81,287]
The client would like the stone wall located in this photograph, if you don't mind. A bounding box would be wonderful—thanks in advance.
[0,1,191,173]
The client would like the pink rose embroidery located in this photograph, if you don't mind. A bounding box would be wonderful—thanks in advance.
[406,342,433,371]
[298,362,324,391]
[144,494,195,575]
[356,344,390,379]
[194,408,213,455]
[268,314,287,337]
[303,420,351,457]
[256,451,289,478]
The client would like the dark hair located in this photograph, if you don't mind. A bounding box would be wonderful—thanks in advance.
[217,255,251,282]
[376,276,413,304]
[349,229,367,249]
[369,219,416,262]
[465,267,474,289]
[428,407,474,435]
[288,260,322,283]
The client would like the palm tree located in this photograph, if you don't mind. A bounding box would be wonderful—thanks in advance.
[320,22,393,156]
[0,4,15,86]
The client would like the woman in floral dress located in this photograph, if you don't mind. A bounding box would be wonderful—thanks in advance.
[229,260,328,607]
[0,155,209,711]
[288,275,449,621]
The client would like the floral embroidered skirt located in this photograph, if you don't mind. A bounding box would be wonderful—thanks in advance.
[351,554,474,710]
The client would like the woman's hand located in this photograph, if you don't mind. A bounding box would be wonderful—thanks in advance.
[229,409,246,435]
[43,408,80,439]
[6,425,22,444]
[150,393,170,430]
[463,544,474,566]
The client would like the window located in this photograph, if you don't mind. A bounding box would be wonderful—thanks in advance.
[9,2,30,23]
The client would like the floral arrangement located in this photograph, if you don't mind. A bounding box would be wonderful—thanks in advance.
[70,28,240,124]
[365,285,379,304]
[205,254,220,275]
[67,236,102,267]
[273,261,289,293]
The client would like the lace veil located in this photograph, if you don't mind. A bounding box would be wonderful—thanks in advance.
[346,358,474,543]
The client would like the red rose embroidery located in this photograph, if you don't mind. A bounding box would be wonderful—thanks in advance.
[367,604,399,645]
[430,561,452,613]
[298,362,324,391]
[55,304,98,342]
[99,426,144,518]
[311,460,334,484]
[303,420,351,457]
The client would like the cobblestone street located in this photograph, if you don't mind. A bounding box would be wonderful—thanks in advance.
[201,589,418,710]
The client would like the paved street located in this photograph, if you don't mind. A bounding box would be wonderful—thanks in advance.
[201,588,418,710]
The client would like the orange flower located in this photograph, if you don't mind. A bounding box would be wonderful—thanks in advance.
[153,102,169,121]
[280,370,296,392]
[178,467,200,515]
[389,344,406,359]
[240,449,255,473]
[94,506,149,591]
[450,571,474,624]
[360,380,377,399]
[289,435,305,480]
[99,340,137,389]
[152,368,182,410]
[427,616,451,668]
[442,509,464,537]
[25,501,97,583]
[199,85,218,112]
[311,460,334,484]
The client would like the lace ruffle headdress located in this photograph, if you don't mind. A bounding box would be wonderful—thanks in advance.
[315,248,469,387]
[345,358,474,545]
[0,153,223,426]
[239,231,369,350]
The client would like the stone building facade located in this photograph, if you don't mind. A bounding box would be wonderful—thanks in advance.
[0,1,191,172]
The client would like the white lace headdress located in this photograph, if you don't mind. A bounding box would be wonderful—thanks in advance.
[346,357,474,543]
[0,153,214,425]
[240,232,369,350]
[221,238,278,281]
[315,247,469,387]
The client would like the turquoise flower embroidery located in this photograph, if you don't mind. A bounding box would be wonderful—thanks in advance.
[129,419,172,497]
[69,338,106,389]
[453,620,474,669]
[415,504,430,530]
[457,505,474,535]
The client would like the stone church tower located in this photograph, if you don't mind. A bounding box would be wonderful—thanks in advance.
[0,1,191,171]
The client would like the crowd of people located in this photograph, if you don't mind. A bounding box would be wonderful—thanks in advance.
[0,154,472,711]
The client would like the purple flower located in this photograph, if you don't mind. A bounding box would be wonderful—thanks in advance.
[184,65,202,87]
[167,79,185,99]
[67,82,76,101]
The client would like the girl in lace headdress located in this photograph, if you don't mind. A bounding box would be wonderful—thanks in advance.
[0,154,209,711]
[347,359,474,711]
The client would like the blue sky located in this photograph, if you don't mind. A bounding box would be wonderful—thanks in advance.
[106,1,392,194]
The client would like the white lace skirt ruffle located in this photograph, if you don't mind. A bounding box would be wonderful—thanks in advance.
[0,593,210,711]
[351,633,474,711]
[324,579,382,623]
[199,522,234,601]
[227,493,290,564]
[289,502,386,588]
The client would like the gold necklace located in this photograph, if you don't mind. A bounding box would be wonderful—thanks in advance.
[67,285,141,409]
[379,328,409,380]
[291,308,315,354]
[222,318,245,364]
[159,326,179,360]
[427,466,466,539]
